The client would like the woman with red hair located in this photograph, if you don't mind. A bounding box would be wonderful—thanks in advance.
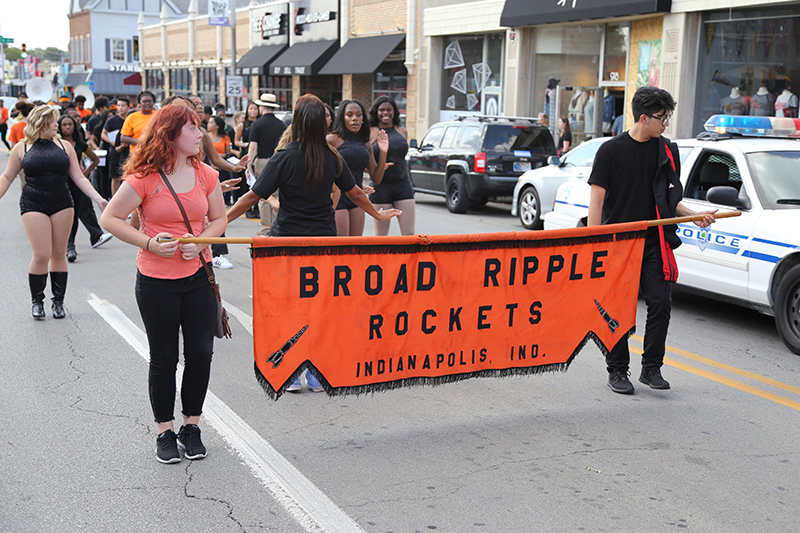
[101,104,227,464]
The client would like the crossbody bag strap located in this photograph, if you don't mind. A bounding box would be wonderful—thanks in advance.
[158,169,217,284]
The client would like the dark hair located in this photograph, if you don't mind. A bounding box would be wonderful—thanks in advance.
[203,106,213,116]
[631,86,676,123]
[137,91,156,104]
[116,97,131,106]
[18,92,28,98]
[74,95,86,104]
[60,104,76,115]
[369,96,401,127]
[161,94,193,107]
[214,103,225,111]
[94,96,109,109]
[209,115,227,136]
[323,103,334,129]
[559,116,571,134]
[57,115,82,144]
[331,99,370,143]
[16,102,36,117]
[291,94,341,187]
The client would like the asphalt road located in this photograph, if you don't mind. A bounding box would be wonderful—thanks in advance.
[1,148,798,532]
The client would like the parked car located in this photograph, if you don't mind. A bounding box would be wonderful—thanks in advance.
[407,116,556,213]
[543,115,800,354]
[511,136,610,229]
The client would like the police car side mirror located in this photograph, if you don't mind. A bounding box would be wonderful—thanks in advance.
[409,139,418,149]
[706,186,749,209]
[547,155,561,166]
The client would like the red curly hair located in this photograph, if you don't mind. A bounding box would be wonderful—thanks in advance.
[122,105,205,177]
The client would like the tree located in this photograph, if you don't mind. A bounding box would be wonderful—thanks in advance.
[4,47,23,62]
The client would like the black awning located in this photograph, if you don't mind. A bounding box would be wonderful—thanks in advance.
[500,0,671,27]
[64,72,88,86]
[319,34,405,75]
[235,44,288,75]
[268,40,339,76]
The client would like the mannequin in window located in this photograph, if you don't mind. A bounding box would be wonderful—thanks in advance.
[568,87,587,132]
[602,89,616,133]
[584,90,596,139]
[750,85,775,116]
[775,87,799,118]
[719,87,748,115]
[544,78,559,133]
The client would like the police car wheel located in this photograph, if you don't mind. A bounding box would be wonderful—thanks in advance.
[774,264,800,355]
[518,187,542,230]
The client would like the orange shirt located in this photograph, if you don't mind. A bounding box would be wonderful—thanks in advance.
[9,121,26,144]
[0,106,8,125]
[78,108,92,121]
[125,164,220,279]
[211,135,230,155]
[120,111,155,152]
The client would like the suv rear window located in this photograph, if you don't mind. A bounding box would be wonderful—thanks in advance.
[484,124,554,154]
[458,126,482,151]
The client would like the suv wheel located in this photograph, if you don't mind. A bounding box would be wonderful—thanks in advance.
[446,173,470,213]
[518,186,543,230]
[775,264,800,355]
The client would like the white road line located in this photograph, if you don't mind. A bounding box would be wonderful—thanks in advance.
[222,299,253,335]
[87,293,365,533]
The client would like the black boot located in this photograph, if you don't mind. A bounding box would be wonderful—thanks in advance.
[29,273,48,319]
[50,271,68,319]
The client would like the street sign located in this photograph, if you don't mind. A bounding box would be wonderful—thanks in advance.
[226,75,244,98]
[0,37,15,44]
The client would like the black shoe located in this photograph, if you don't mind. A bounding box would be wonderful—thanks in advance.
[639,368,671,389]
[66,245,77,262]
[32,302,45,319]
[29,273,47,319]
[156,429,181,464]
[608,371,635,394]
[50,272,68,319]
[177,424,207,460]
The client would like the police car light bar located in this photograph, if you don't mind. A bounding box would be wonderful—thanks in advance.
[704,115,800,138]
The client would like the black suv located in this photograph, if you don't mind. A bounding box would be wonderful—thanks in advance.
[406,116,556,213]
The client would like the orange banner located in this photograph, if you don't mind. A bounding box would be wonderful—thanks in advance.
[251,222,647,398]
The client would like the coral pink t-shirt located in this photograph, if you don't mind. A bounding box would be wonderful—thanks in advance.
[125,163,219,279]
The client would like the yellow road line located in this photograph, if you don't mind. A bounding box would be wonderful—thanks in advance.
[627,340,800,412]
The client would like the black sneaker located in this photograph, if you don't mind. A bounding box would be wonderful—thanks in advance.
[639,368,671,390]
[608,371,635,394]
[156,429,181,464]
[177,424,207,460]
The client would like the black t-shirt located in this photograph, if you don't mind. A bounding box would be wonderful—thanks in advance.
[251,142,356,236]
[588,132,658,227]
[558,130,572,153]
[104,114,124,134]
[248,114,286,159]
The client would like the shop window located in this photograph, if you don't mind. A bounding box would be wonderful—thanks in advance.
[603,23,629,83]
[262,75,293,111]
[197,68,220,107]
[145,69,165,102]
[440,33,503,114]
[111,39,126,62]
[374,59,407,125]
[695,8,800,133]
[169,68,191,97]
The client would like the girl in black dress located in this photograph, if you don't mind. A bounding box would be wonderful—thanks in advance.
[0,106,107,318]
[326,99,390,236]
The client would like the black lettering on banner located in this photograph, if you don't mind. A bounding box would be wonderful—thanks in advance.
[480,348,487,362]
[449,307,463,331]
[334,265,351,296]
[478,305,492,330]
[528,301,542,324]
[591,250,608,279]
[365,265,383,295]
[484,258,501,287]
[394,264,409,294]
[547,255,564,282]
[422,309,437,334]
[300,266,319,298]
[569,253,583,281]
[436,353,445,368]
[506,303,518,327]
[422,354,431,369]
[509,257,517,285]
[523,256,538,284]
[364,361,373,376]
[369,314,383,339]
[377,359,385,374]
[408,354,416,370]
[448,352,456,367]
[397,356,404,371]
[395,311,409,336]
[417,262,436,291]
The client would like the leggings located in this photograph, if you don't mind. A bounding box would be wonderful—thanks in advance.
[0,124,9,150]
[136,266,216,423]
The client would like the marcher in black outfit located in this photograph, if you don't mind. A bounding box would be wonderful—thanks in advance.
[247,93,287,236]
[102,98,131,196]
[587,86,717,395]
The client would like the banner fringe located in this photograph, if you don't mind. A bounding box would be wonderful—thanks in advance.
[253,326,636,401]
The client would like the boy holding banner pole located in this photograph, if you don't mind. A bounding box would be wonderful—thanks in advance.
[587,86,717,395]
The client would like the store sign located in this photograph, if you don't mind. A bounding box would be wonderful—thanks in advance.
[254,12,288,39]
[289,0,339,43]
[500,0,671,27]
[293,8,336,35]
[108,64,138,73]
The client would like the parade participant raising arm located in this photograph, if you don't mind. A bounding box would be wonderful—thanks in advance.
[0,106,107,319]
[100,105,227,464]
[587,86,716,395]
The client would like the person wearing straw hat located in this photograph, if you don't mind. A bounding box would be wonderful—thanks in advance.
[247,93,286,236]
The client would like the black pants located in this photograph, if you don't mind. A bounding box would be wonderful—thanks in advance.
[136,266,216,423]
[67,181,103,246]
[0,124,9,150]
[606,236,672,373]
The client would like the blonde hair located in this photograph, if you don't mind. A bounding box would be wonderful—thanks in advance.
[275,127,293,151]
[22,106,60,144]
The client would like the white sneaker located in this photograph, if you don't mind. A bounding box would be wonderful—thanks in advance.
[212,256,233,269]
[92,233,113,248]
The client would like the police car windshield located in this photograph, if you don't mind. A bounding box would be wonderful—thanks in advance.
[746,151,800,209]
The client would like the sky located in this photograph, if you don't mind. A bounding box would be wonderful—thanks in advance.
[1,0,71,51]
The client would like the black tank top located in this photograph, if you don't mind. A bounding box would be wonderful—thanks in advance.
[372,127,408,184]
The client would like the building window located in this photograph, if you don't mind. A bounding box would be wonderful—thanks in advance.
[169,68,192,97]
[262,75,293,110]
[197,68,220,106]
[145,69,165,102]
[440,33,504,114]
[374,61,407,124]
[111,38,126,62]
[132,37,139,62]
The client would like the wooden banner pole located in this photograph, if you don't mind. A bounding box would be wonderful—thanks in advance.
[647,210,741,227]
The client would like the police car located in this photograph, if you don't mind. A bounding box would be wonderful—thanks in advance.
[543,115,800,354]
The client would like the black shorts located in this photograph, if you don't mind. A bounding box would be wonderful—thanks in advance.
[20,184,74,216]
[369,179,414,205]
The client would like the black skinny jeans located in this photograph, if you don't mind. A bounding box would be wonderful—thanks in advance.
[136,265,216,423]
[606,235,672,374]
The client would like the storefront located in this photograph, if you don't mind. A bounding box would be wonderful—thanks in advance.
[239,2,291,107]
[692,5,800,133]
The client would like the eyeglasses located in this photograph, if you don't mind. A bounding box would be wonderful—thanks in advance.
[646,113,672,126]
[139,99,155,104]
